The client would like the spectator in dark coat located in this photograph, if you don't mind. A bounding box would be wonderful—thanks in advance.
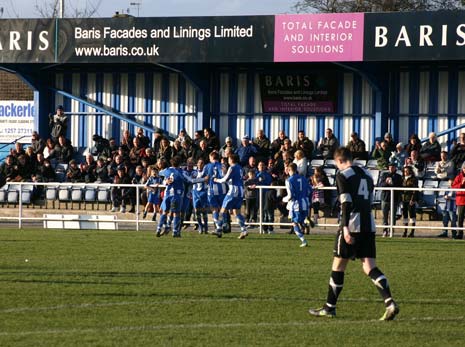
[405,134,421,155]
[271,130,289,157]
[53,135,74,164]
[317,128,339,159]
[203,127,220,153]
[420,132,441,162]
[293,130,314,160]
[451,133,465,171]
[347,132,368,160]
[253,129,271,162]
[379,163,403,237]
[31,131,45,155]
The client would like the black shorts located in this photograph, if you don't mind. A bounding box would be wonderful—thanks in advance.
[333,230,376,259]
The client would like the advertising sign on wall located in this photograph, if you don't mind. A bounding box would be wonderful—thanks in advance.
[364,11,465,61]
[0,101,35,143]
[260,73,338,113]
[0,19,55,63]
[274,13,364,62]
[58,16,274,63]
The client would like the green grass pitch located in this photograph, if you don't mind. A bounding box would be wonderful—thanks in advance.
[0,228,464,346]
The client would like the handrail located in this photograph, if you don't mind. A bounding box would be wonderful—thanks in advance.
[51,88,177,141]
[0,181,460,236]
[0,135,30,151]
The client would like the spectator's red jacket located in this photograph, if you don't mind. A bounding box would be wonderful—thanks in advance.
[452,171,465,206]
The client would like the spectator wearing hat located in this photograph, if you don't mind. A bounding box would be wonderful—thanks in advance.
[236,135,258,167]
[253,129,271,163]
[91,134,111,161]
[317,128,339,160]
[347,132,368,160]
[383,132,397,154]
[379,163,403,237]
[49,105,68,140]
[420,132,441,163]
[219,137,237,159]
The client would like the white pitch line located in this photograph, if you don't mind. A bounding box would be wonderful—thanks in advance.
[2,296,465,314]
[1,317,465,337]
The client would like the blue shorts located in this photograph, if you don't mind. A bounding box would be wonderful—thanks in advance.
[161,195,182,213]
[208,194,225,209]
[222,194,243,210]
[147,192,160,205]
[193,193,208,209]
[290,209,308,224]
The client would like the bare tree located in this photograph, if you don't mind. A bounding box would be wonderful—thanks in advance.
[293,0,465,13]
[34,0,102,18]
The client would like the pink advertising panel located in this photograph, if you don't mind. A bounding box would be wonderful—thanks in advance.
[274,13,364,62]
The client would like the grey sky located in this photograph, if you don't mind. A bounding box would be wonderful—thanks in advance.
[0,0,297,18]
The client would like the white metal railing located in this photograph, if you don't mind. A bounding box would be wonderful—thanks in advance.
[0,181,461,236]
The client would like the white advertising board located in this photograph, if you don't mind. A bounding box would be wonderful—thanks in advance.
[0,101,35,142]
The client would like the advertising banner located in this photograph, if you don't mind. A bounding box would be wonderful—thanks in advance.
[274,13,364,62]
[364,10,465,61]
[260,73,338,113]
[57,16,274,63]
[0,19,55,63]
[0,101,35,142]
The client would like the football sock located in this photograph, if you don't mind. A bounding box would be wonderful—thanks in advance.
[157,214,167,231]
[236,214,246,229]
[173,216,181,234]
[195,211,203,229]
[325,271,344,309]
[202,212,209,230]
[368,267,394,307]
[213,211,221,228]
[293,224,304,241]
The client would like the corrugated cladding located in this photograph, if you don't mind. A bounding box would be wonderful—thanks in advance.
[47,65,465,151]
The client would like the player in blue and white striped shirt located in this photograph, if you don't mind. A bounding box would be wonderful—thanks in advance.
[183,158,210,234]
[204,152,227,234]
[284,163,310,247]
[156,156,184,238]
[214,154,248,239]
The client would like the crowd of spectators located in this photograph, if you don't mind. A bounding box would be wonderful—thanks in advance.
[1,106,465,235]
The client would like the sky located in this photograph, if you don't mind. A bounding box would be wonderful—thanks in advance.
[0,0,298,18]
